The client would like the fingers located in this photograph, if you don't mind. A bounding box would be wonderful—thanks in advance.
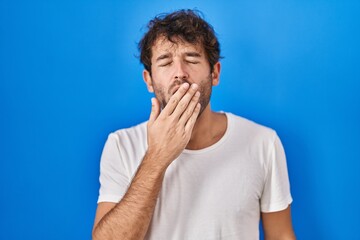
[161,83,190,116]
[179,89,200,124]
[171,83,199,118]
[185,102,201,133]
[149,97,160,124]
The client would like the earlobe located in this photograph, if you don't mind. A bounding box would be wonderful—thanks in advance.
[211,62,221,86]
[143,70,154,92]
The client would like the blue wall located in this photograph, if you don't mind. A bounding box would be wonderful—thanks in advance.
[1,1,359,239]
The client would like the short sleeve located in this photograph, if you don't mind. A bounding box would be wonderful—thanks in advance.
[260,133,293,212]
[97,133,130,203]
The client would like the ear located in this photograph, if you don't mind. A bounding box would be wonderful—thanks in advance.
[143,69,154,93]
[211,62,221,86]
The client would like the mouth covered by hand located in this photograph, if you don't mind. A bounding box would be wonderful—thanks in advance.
[169,79,191,96]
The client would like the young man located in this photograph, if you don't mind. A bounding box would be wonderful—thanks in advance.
[92,9,296,240]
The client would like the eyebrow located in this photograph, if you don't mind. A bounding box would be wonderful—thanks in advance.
[155,51,202,62]
[155,53,171,62]
[185,52,201,57]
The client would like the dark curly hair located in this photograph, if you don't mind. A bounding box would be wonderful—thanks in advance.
[138,9,221,74]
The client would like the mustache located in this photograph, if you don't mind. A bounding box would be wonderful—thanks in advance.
[168,79,191,95]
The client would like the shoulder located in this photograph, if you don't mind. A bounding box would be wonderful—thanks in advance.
[110,121,148,142]
[101,121,148,171]
[225,112,277,143]
[104,121,148,156]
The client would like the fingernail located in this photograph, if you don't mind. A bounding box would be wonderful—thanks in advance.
[191,84,198,89]
[183,83,189,89]
[195,91,200,97]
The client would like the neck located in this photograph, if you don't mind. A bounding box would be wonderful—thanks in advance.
[186,104,227,150]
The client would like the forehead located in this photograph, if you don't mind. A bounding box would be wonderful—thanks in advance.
[151,37,204,59]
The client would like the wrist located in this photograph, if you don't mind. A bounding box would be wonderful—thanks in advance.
[142,149,171,173]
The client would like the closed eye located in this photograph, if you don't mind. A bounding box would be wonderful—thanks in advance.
[187,60,200,64]
[159,61,172,67]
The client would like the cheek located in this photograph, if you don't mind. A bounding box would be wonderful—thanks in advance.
[152,71,174,90]
[150,76,168,96]
[153,66,173,76]
[151,71,168,85]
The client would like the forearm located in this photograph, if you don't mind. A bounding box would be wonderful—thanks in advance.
[93,152,167,240]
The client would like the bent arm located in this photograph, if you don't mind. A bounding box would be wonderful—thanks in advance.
[92,151,167,240]
[92,83,201,239]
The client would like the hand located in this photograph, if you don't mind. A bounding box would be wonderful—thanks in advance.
[146,83,201,167]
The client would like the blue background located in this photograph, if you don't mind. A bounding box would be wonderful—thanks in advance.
[1,0,359,239]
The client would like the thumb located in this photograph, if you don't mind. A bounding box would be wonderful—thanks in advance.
[149,97,160,124]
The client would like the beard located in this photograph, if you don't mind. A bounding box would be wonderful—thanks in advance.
[152,74,213,116]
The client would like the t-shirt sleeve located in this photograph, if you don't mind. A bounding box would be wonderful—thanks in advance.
[97,133,130,203]
[260,133,293,212]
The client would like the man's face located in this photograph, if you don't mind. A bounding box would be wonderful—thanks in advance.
[144,37,220,113]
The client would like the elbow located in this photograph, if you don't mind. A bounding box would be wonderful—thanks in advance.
[274,236,296,240]
[92,228,97,240]
[92,225,101,240]
[283,233,296,240]
[265,233,296,240]
[282,237,296,240]
[92,226,115,240]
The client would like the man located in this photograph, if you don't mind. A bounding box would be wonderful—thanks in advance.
[92,9,296,240]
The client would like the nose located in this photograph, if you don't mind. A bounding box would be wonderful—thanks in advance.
[174,61,189,80]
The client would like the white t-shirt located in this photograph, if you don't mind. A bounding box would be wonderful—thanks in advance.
[97,112,293,240]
